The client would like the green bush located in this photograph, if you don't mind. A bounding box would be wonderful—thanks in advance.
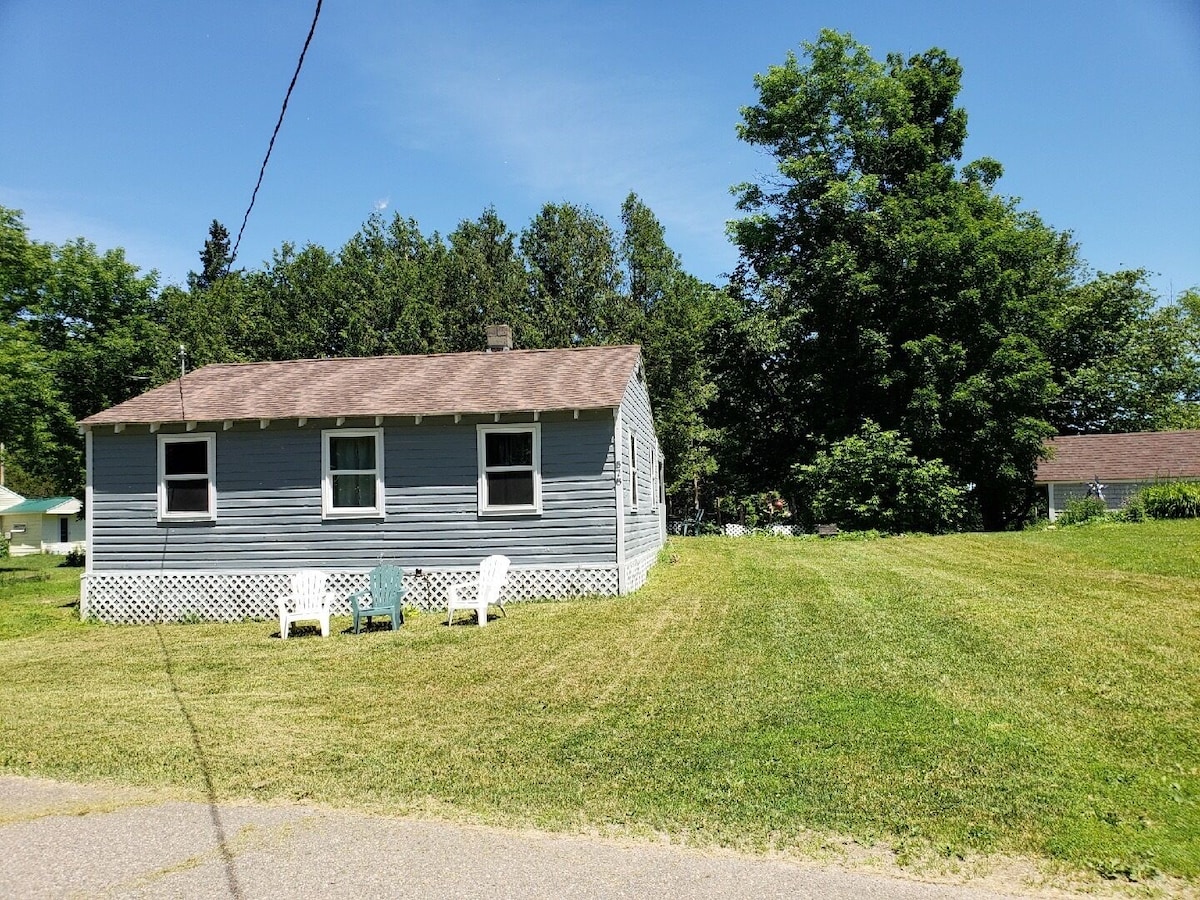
[1060,496,1109,525]
[1116,494,1146,523]
[1135,481,1200,519]
[716,491,791,530]
[792,421,967,534]
[62,547,86,567]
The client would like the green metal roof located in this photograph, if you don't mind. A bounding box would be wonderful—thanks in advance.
[2,497,77,514]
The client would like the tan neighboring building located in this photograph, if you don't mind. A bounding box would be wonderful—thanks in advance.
[0,487,85,556]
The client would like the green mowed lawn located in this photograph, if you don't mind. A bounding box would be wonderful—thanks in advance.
[1,522,1197,883]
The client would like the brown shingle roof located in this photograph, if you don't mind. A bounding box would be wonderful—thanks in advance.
[1036,431,1200,483]
[81,346,643,425]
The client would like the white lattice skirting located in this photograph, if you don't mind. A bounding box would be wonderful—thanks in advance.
[621,548,658,594]
[81,565,630,624]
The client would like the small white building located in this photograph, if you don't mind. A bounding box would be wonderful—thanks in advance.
[0,487,86,556]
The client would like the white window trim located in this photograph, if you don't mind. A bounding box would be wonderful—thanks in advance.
[629,432,639,511]
[477,423,542,516]
[649,443,657,510]
[658,449,666,506]
[322,427,385,520]
[157,432,216,522]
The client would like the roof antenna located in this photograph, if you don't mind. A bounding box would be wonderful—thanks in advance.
[177,345,188,421]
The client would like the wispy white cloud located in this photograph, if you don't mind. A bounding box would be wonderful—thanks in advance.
[351,5,749,277]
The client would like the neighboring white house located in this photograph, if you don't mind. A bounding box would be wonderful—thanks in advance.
[1036,430,1200,521]
[0,488,85,556]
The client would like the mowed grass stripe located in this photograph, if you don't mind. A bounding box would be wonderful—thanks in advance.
[0,524,1197,881]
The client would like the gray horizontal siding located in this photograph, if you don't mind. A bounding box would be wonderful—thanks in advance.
[625,516,663,563]
[90,413,617,570]
[619,369,665,565]
[1048,480,1148,517]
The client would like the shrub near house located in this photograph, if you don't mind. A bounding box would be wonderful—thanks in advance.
[792,422,966,534]
[1137,480,1200,519]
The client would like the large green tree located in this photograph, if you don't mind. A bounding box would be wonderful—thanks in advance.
[0,321,76,495]
[620,193,721,512]
[1178,288,1200,428]
[188,220,233,291]
[154,220,256,379]
[725,30,1186,529]
[520,203,630,348]
[335,214,452,357]
[1047,271,1200,433]
[242,242,346,361]
[0,207,162,494]
[31,237,163,424]
[443,208,532,351]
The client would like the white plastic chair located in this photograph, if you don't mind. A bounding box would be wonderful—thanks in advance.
[446,555,510,627]
[278,569,334,638]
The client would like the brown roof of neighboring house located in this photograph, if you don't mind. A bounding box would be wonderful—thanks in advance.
[1036,431,1200,483]
[81,346,643,426]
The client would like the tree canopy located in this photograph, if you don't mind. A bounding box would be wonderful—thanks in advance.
[1,211,161,494]
[1,30,1195,527]
[724,29,1198,529]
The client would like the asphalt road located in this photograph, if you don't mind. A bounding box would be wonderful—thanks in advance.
[0,775,1048,899]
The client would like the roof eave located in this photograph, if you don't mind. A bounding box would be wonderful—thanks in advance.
[81,404,622,430]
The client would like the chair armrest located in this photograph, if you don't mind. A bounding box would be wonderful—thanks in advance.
[447,582,478,604]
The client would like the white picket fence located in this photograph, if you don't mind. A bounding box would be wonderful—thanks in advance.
[668,521,803,537]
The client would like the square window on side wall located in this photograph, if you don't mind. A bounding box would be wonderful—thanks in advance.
[158,433,216,521]
[477,424,541,515]
[322,428,385,519]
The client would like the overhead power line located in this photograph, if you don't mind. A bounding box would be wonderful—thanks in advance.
[227,0,323,272]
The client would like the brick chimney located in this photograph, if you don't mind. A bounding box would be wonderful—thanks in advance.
[486,324,513,351]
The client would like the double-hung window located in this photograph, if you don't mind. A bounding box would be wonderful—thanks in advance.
[477,424,541,515]
[158,433,216,521]
[323,428,385,519]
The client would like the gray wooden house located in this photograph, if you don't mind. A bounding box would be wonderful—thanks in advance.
[1036,430,1200,520]
[79,345,664,623]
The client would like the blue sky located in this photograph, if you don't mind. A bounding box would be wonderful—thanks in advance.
[2,1,1198,301]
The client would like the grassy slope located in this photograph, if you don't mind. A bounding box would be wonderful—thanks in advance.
[0,522,1196,881]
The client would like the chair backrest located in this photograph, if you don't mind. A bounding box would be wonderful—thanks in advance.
[477,555,510,605]
[369,564,405,604]
[290,569,328,612]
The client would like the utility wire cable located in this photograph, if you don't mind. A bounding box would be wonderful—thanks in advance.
[227,0,323,271]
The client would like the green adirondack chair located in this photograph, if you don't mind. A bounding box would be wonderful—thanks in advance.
[349,564,406,633]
